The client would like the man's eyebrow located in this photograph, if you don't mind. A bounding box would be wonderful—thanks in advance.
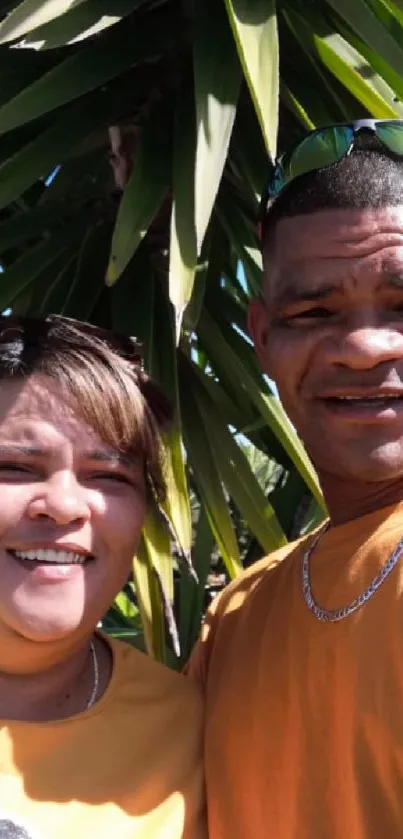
[272,274,403,308]
[272,283,339,308]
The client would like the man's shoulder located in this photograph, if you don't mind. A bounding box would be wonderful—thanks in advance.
[186,534,310,686]
[215,534,308,616]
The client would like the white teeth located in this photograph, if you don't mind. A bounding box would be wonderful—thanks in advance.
[337,395,401,401]
[12,549,86,564]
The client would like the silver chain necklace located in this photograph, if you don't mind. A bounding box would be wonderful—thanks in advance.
[302,521,403,622]
[85,640,99,709]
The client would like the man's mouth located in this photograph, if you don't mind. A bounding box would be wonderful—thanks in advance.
[319,389,403,419]
[6,548,94,567]
[325,394,403,406]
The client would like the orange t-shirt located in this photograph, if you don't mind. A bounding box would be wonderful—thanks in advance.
[0,636,206,839]
[188,502,403,839]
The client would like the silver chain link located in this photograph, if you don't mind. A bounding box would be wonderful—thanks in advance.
[85,640,99,709]
[302,521,403,622]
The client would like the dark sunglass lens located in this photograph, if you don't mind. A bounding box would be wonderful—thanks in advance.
[288,125,353,179]
[377,123,403,155]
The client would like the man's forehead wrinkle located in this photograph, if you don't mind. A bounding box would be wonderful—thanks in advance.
[269,207,403,263]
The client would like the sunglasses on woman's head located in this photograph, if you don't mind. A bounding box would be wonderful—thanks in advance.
[259,118,403,237]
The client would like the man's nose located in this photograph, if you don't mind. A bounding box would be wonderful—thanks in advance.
[27,472,90,525]
[327,325,403,370]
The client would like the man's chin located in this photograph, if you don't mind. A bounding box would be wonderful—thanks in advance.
[317,455,403,484]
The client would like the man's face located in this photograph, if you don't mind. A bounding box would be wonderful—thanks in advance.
[0,374,146,645]
[249,206,403,483]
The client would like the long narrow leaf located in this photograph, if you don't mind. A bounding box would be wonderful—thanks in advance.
[61,222,111,320]
[325,0,403,84]
[151,280,193,562]
[106,98,172,286]
[193,0,241,253]
[180,358,242,579]
[187,356,287,552]
[284,7,403,118]
[15,0,143,48]
[133,536,165,662]
[0,8,177,133]
[169,76,197,339]
[224,0,279,158]
[198,305,323,507]
[0,0,89,42]
[0,77,145,212]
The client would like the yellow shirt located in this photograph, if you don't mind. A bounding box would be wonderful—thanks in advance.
[0,636,205,839]
[188,502,403,839]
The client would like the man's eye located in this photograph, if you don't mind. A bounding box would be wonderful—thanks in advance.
[284,307,333,323]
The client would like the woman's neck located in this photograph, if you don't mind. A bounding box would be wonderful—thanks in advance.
[0,633,111,722]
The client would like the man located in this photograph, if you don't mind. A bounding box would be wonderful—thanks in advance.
[0,315,205,839]
[188,120,403,838]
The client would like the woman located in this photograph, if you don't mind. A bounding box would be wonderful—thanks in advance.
[0,315,205,839]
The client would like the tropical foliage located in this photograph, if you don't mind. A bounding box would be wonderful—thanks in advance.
[0,0,401,665]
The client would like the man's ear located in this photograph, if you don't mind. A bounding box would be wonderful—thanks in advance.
[247,297,272,375]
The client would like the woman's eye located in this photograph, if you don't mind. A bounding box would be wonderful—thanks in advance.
[88,472,132,485]
[0,463,35,476]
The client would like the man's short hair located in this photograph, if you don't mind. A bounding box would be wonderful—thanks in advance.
[262,132,403,266]
[0,317,172,500]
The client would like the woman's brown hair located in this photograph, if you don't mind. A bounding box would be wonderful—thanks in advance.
[0,315,172,501]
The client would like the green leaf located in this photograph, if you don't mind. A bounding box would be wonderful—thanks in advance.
[14,0,144,48]
[279,83,315,131]
[0,200,73,255]
[39,251,79,314]
[168,77,197,340]
[284,7,403,118]
[197,305,324,507]
[111,242,155,370]
[224,0,279,158]
[188,357,287,553]
[325,0,403,84]
[0,228,79,311]
[151,280,192,561]
[180,360,243,580]
[106,98,173,286]
[178,503,214,665]
[216,184,262,296]
[24,250,70,316]
[193,0,242,253]
[0,9,177,133]
[0,77,143,212]
[61,222,111,320]
[0,0,89,43]
[133,535,165,662]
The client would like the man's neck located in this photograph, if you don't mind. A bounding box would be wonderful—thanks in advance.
[320,473,403,526]
[0,634,111,722]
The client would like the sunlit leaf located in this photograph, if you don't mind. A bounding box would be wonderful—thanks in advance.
[224,0,279,158]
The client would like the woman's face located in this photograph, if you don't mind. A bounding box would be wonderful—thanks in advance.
[0,374,147,653]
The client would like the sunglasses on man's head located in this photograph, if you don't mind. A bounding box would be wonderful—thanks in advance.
[259,118,403,236]
[0,314,143,365]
